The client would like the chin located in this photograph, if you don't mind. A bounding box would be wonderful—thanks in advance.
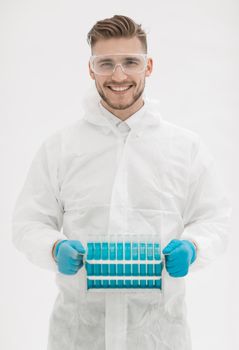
[106,100,136,111]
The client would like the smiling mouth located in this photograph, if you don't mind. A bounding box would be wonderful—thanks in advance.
[107,85,133,93]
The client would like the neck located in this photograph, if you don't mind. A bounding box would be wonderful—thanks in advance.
[101,98,144,121]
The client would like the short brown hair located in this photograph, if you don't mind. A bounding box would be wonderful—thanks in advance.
[87,15,147,53]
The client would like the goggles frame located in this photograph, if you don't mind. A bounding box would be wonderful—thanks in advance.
[90,53,148,76]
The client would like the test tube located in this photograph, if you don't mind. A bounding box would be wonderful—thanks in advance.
[125,241,131,288]
[147,242,154,288]
[132,242,139,288]
[154,243,162,289]
[86,242,94,289]
[139,242,146,288]
[94,242,102,288]
[117,242,124,288]
[102,242,109,288]
[109,242,116,288]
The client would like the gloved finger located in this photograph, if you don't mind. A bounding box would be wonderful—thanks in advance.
[79,260,84,269]
[59,266,78,275]
[170,269,188,278]
[164,253,179,266]
[69,252,84,262]
[164,253,178,262]
[71,265,80,273]
[165,262,179,272]
[162,239,181,255]
[70,240,86,255]
[166,265,183,274]
[69,258,83,267]
[164,244,185,261]
[164,260,179,269]
[67,245,84,261]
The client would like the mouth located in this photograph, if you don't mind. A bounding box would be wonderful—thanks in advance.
[106,85,133,94]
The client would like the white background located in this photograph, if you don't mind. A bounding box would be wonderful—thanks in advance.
[1,0,238,349]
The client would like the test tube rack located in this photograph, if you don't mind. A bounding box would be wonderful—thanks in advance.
[84,240,163,290]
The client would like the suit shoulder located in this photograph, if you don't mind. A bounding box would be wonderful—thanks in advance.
[161,119,200,144]
[43,119,84,146]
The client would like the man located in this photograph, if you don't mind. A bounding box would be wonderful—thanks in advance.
[12,15,231,350]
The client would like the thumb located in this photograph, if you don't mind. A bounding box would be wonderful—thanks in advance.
[69,240,86,255]
[162,239,181,255]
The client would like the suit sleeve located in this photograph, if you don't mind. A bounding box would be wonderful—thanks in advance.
[12,135,67,271]
[181,138,232,271]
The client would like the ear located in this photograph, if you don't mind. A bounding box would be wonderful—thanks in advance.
[145,57,153,77]
[88,61,95,80]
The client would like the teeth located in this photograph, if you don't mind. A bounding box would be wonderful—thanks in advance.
[109,86,131,91]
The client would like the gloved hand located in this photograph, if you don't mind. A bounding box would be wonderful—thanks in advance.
[162,239,196,277]
[54,240,86,275]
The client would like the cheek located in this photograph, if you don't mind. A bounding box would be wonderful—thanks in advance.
[135,77,145,88]
[95,79,105,89]
[99,79,108,88]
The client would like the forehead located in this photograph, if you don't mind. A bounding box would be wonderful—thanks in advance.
[92,37,145,56]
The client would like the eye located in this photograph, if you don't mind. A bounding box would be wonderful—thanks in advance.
[123,59,141,68]
[100,62,113,67]
[125,59,139,66]
[97,60,114,69]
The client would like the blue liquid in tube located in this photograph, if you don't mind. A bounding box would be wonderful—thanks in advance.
[94,242,102,288]
[125,242,131,288]
[147,243,154,288]
[109,242,116,288]
[117,242,124,288]
[154,243,162,289]
[139,243,146,288]
[86,242,94,289]
[132,242,139,288]
[102,242,109,288]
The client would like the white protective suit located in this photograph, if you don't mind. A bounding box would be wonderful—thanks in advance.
[12,89,231,350]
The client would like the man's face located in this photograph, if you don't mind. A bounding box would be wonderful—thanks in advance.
[89,37,153,114]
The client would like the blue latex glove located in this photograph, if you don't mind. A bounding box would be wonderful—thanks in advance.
[162,239,196,277]
[54,240,86,275]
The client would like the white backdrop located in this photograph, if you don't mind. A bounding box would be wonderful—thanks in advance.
[1,0,238,349]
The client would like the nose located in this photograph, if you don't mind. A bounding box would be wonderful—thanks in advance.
[111,64,128,81]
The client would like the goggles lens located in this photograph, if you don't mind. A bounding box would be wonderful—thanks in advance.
[90,54,147,75]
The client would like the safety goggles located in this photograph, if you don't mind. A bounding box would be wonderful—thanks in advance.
[90,53,148,76]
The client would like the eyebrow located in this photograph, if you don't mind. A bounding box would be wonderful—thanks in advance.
[97,58,114,62]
